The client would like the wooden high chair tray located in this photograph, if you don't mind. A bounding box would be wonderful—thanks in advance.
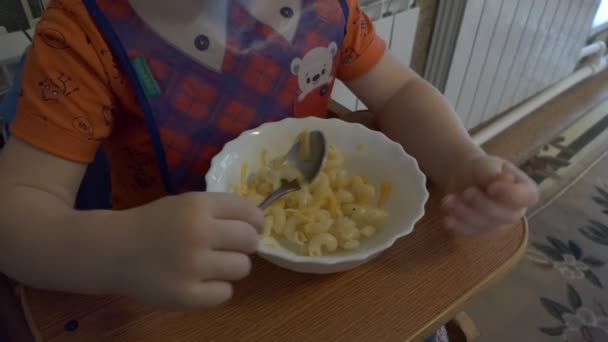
[19,193,528,342]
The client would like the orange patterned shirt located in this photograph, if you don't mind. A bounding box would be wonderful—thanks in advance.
[11,0,386,209]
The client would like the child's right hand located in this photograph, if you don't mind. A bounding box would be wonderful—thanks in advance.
[114,192,264,310]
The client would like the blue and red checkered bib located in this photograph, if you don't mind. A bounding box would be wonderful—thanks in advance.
[83,0,348,193]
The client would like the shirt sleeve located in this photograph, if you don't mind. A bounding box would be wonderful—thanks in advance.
[337,0,388,81]
[10,1,114,164]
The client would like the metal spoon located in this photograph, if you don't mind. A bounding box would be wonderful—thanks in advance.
[258,131,327,210]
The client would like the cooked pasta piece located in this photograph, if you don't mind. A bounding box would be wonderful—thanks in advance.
[308,233,338,257]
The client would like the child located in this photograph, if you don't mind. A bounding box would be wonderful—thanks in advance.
[0,0,537,333]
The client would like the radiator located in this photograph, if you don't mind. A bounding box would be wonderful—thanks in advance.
[432,0,601,130]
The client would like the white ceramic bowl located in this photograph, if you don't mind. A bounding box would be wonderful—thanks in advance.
[206,117,429,274]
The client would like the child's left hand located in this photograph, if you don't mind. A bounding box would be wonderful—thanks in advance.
[441,155,539,236]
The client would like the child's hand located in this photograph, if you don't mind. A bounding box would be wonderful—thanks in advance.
[441,155,539,236]
[115,192,264,310]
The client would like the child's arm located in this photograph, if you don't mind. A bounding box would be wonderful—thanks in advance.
[0,138,263,309]
[345,53,538,235]
[345,53,483,188]
[0,1,263,308]
[0,138,120,294]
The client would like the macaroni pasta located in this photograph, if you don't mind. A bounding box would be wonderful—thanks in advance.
[234,136,392,256]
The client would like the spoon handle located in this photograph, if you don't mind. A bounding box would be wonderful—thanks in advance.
[258,192,284,210]
[258,183,300,210]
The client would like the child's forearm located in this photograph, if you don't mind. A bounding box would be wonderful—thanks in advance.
[0,186,130,295]
[375,77,485,188]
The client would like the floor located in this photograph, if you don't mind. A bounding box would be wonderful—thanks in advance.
[482,68,608,165]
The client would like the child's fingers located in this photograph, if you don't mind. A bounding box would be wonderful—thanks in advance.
[490,171,516,185]
[197,251,252,282]
[444,216,492,236]
[444,216,474,235]
[444,216,472,235]
[210,220,259,254]
[462,187,523,224]
[504,162,536,186]
[487,181,538,210]
[446,218,508,238]
[443,189,524,236]
[501,163,540,202]
[182,281,234,309]
[210,193,265,233]
[443,195,489,230]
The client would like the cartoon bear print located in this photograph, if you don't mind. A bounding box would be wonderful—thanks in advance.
[291,41,337,102]
[38,72,79,101]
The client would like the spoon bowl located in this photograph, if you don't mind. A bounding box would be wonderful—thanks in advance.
[258,131,326,209]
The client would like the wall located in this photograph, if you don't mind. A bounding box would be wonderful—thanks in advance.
[410,0,439,75]
[0,0,44,32]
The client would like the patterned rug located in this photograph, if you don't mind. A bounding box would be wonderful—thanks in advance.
[463,99,608,342]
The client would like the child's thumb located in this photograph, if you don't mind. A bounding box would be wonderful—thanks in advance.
[471,156,508,187]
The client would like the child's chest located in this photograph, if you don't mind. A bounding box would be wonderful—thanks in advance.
[89,0,349,192]
[95,0,347,124]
